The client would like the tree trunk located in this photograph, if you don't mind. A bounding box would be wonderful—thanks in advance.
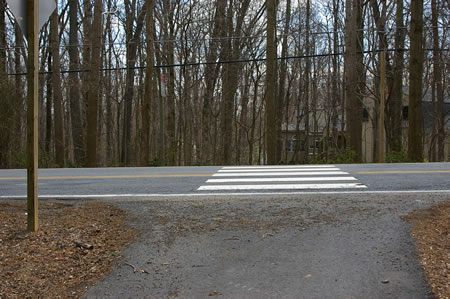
[304,0,311,163]
[121,4,145,166]
[81,0,92,145]
[390,0,405,153]
[69,0,84,166]
[345,0,364,161]
[430,82,437,161]
[183,67,193,166]
[331,0,340,153]
[163,0,177,166]
[14,23,25,164]
[0,0,9,167]
[249,69,261,165]
[408,0,424,162]
[219,0,235,166]
[432,0,445,161]
[266,0,277,165]
[86,0,103,167]
[370,0,396,160]
[104,0,113,164]
[237,71,251,165]
[201,0,226,165]
[50,9,65,167]
[219,0,250,165]
[141,0,154,166]
[278,0,291,163]
[45,55,52,156]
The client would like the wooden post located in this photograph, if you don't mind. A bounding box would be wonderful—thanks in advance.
[378,50,386,163]
[27,0,39,232]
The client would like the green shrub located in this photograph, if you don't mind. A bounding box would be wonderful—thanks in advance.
[148,157,162,167]
[385,151,410,163]
[332,148,357,164]
[67,160,76,168]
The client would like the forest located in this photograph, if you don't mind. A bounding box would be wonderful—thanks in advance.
[0,0,448,168]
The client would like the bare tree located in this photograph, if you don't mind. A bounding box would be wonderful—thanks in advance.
[0,0,9,167]
[121,1,145,166]
[345,0,364,161]
[201,0,226,165]
[390,0,405,153]
[86,0,103,167]
[50,8,64,167]
[266,0,277,165]
[140,0,155,166]
[431,0,445,161]
[278,0,291,163]
[408,0,424,161]
[69,0,85,166]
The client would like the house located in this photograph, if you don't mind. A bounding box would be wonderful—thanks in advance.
[281,96,450,163]
[281,107,346,163]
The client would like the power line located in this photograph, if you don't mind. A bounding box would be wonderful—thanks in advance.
[6,47,449,76]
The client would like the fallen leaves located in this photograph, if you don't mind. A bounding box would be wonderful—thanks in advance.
[0,202,135,298]
[402,201,450,299]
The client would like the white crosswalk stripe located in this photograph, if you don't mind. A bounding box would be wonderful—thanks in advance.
[222,165,335,169]
[197,165,367,192]
[218,168,339,172]
[212,171,349,177]
[206,177,358,183]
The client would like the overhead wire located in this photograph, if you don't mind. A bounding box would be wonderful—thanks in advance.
[6,47,449,76]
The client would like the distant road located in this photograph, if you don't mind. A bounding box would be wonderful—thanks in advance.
[0,162,449,199]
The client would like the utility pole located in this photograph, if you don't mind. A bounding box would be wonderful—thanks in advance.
[378,50,386,163]
[26,0,39,232]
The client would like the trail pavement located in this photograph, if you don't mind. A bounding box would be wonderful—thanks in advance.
[83,192,449,298]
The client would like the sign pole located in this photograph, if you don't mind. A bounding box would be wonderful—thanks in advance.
[27,0,39,232]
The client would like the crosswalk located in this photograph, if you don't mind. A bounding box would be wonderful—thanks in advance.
[197,165,366,192]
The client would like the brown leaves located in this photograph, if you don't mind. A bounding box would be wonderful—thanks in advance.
[0,202,135,298]
[402,201,450,299]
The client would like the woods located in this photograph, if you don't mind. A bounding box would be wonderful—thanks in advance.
[0,0,448,168]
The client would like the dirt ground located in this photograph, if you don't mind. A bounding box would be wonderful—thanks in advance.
[0,201,136,298]
[0,200,448,298]
[403,201,450,299]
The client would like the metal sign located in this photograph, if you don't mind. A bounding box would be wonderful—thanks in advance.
[8,0,56,37]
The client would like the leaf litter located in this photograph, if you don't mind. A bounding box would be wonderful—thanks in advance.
[402,201,450,299]
[0,201,135,298]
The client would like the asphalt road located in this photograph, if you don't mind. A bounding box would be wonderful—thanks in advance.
[0,162,450,198]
